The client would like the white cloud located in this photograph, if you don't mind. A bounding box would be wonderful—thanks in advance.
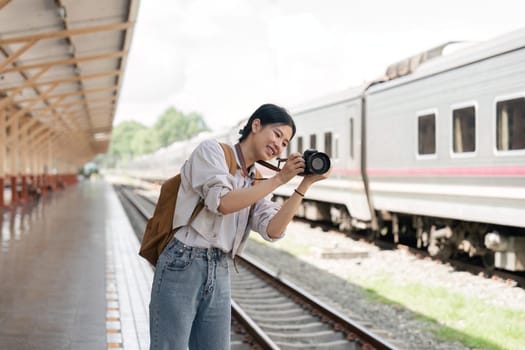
[115,0,525,131]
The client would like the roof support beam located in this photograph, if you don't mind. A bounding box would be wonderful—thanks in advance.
[0,39,37,72]
[0,0,12,11]
[15,85,117,104]
[0,69,120,91]
[0,22,133,46]
[5,83,60,129]
[33,96,116,112]
[0,66,51,109]
[0,50,126,74]
[6,117,38,143]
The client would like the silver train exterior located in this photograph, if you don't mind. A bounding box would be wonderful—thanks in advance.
[273,28,525,271]
[122,28,525,271]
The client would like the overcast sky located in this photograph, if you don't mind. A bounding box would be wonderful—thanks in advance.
[114,0,525,131]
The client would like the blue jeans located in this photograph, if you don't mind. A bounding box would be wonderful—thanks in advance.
[149,239,231,350]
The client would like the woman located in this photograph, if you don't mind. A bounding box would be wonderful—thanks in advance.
[149,103,330,349]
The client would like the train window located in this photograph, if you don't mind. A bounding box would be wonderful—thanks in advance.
[453,106,476,153]
[349,118,354,159]
[310,134,317,149]
[297,136,303,153]
[418,113,436,155]
[496,97,525,151]
[324,132,332,157]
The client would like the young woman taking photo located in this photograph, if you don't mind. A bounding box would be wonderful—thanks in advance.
[149,103,331,350]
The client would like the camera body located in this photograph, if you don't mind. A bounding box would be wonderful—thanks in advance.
[301,149,331,175]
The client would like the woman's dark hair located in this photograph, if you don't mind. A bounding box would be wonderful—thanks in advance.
[238,103,296,142]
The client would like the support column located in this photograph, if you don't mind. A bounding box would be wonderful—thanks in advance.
[0,107,5,207]
[21,175,27,201]
[21,120,29,201]
[10,175,18,205]
[9,111,20,205]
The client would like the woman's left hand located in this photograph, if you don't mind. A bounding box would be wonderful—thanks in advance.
[302,166,332,185]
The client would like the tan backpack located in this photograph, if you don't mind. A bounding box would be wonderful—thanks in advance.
[139,142,237,266]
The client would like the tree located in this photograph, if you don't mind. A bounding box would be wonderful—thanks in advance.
[108,120,149,161]
[154,107,210,147]
[100,106,210,168]
[131,128,160,155]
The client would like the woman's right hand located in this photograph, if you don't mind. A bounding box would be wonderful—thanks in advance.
[276,152,304,184]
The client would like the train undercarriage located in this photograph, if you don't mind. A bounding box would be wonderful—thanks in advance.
[273,195,525,272]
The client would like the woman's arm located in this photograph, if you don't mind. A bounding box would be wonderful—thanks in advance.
[218,152,304,214]
[266,171,330,238]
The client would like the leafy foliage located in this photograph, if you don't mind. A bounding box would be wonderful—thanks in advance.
[108,120,149,161]
[154,107,209,147]
[96,107,210,168]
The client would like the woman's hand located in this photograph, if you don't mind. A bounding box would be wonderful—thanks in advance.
[276,152,304,184]
[301,166,332,186]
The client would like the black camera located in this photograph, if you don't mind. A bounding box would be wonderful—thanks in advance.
[301,149,331,175]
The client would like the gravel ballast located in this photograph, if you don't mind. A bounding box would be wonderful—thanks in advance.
[242,221,525,350]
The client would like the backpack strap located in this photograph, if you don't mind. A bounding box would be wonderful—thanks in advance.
[189,142,237,222]
[219,142,237,176]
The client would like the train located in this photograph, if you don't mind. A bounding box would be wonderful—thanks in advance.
[121,27,525,272]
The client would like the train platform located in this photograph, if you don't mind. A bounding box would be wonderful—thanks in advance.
[0,180,152,350]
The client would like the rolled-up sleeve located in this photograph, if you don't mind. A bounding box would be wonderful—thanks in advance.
[186,140,235,214]
[250,196,285,241]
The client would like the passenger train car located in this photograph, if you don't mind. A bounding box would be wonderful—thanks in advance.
[122,28,525,271]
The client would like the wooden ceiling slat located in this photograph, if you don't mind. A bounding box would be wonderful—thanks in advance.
[5,83,60,129]
[28,129,53,149]
[7,117,38,143]
[0,0,12,10]
[0,39,37,72]
[32,97,116,113]
[0,66,50,109]
[32,95,68,125]
[0,22,133,45]
[1,50,126,74]
[1,0,140,164]
[1,69,120,90]
[15,85,117,104]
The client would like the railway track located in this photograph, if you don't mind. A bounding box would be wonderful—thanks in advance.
[117,177,525,288]
[114,184,400,349]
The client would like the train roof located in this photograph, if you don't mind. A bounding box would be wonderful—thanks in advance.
[368,26,525,93]
[291,85,365,115]
[291,27,525,113]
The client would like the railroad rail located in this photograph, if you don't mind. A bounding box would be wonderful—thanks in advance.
[114,184,401,349]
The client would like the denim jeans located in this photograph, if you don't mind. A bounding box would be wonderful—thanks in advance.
[149,239,231,350]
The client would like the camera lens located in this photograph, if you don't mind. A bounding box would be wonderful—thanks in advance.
[302,149,330,175]
[309,152,330,174]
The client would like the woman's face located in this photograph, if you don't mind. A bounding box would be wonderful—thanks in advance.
[251,120,293,161]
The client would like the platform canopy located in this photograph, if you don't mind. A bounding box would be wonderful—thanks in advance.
[0,0,139,170]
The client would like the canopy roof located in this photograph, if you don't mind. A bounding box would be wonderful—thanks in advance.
[0,0,139,165]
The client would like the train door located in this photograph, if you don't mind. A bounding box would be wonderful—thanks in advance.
[344,102,373,226]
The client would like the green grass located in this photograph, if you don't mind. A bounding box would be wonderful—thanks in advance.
[361,275,525,350]
[249,232,313,256]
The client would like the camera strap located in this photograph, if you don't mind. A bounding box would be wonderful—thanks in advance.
[256,160,281,172]
[234,143,250,177]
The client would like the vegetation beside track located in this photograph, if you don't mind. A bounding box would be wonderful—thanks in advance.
[248,227,525,350]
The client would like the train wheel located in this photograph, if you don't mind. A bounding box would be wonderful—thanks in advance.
[482,251,495,275]
[365,228,378,242]
[438,244,454,261]
[429,242,454,261]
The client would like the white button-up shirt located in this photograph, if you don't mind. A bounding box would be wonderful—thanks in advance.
[173,139,284,257]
